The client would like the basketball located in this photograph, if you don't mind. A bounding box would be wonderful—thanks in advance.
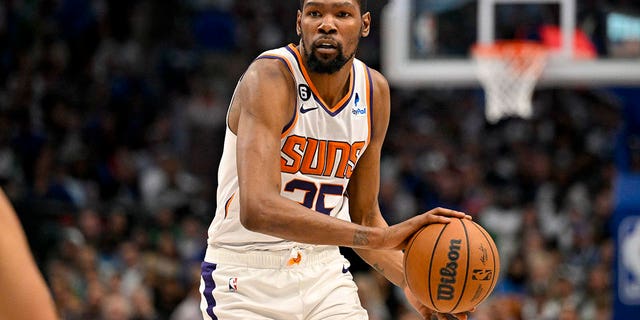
[403,218,500,314]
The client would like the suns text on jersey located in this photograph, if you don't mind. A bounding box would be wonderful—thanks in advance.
[281,135,365,178]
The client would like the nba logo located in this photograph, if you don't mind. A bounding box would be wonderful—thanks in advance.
[228,277,238,292]
[619,216,640,305]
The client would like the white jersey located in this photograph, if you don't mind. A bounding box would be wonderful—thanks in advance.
[207,44,375,251]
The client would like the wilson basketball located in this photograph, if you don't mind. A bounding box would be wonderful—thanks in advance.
[403,218,500,314]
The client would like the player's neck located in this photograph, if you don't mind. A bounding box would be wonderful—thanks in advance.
[307,63,353,107]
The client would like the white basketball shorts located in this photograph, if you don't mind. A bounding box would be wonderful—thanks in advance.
[199,245,368,320]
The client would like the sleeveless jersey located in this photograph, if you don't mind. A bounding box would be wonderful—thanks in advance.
[206,44,375,251]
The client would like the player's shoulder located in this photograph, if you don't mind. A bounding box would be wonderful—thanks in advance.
[239,56,295,97]
[357,61,389,93]
[246,57,291,82]
[249,46,295,75]
[371,68,390,92]
[356,61,390,102]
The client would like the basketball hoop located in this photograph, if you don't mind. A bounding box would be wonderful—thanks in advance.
[472,41,548,123]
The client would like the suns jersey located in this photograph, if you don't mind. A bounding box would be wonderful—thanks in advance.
[206,44,375,251]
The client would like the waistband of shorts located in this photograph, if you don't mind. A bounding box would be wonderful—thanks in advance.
[204,245,341,268]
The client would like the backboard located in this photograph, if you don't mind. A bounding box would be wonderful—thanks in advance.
[382,0,640,87]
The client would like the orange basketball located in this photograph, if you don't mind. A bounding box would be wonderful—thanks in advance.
[403,218,500,314]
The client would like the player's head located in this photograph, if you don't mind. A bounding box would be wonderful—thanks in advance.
[298,0,367,12]
[297,0,371,74]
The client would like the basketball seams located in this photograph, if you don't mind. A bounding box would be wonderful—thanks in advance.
[428,223,449,311]
[405,220,499,314]
[469,221,499,305]
[448,219,470,313]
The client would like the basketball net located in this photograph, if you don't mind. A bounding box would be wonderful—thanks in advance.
[472,41,548,123]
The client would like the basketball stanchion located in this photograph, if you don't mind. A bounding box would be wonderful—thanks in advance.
[472,40,549,123]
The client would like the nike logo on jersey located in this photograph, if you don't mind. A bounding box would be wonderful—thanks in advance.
[300,105,319,114]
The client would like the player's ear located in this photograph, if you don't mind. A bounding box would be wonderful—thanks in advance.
[360,12,371,37]
[297,10,302,36]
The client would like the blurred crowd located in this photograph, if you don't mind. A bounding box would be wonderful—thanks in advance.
[0,1,635,320]
[361,87,621,320]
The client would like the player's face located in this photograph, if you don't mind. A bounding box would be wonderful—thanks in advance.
[297,0,370,74]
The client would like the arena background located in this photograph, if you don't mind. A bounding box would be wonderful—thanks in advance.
[1,1,639,319]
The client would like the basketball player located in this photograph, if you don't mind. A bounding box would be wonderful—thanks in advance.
[200,0,470,319]
[0,188,58,320]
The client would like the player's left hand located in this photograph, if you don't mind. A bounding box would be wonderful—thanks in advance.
[403,286,470,320]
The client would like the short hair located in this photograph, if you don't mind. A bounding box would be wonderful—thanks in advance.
[299,0,368,13]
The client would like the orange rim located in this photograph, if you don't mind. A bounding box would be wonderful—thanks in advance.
[472,40,548,74]
[472,40,547,57]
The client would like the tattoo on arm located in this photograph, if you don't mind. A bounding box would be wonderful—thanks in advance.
[372,263,385,274]
[353,229,370,246]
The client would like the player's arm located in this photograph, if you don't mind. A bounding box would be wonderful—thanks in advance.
[0,189,58,320]
[233,59,389,248]
[348,70,470,320]
[233,59,461,250]
[347,69,411,286]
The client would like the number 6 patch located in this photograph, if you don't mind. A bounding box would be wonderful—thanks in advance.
[298,84,311,101]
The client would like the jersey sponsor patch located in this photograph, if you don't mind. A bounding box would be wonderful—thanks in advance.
[351,107,367,116]
[351,93,366,116]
